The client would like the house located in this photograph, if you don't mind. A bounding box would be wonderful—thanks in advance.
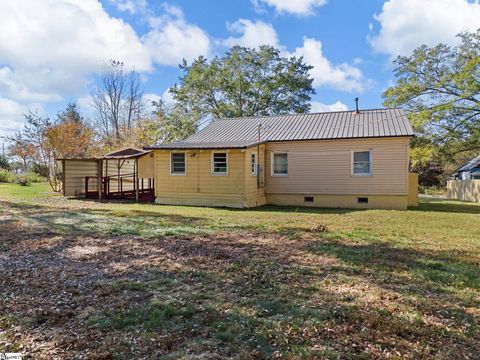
[447,155,480,203]
[453,155,480,180]
[144,108,418,209]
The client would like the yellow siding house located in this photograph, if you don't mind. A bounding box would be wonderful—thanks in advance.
[146,108,418,209]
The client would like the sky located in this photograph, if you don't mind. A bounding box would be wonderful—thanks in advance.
[0,0,480,138]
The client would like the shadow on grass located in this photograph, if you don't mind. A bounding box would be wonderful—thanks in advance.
[305,239,480,301]
[1,215,479,358]
[0,200,211,238]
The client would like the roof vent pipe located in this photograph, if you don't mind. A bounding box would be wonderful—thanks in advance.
[354,97,359,114]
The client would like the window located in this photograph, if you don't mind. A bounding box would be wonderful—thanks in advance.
[304,196,314,203]
[272,153,288,176]
[251,153,257,176]
[171,152,186,175]
[357,197,369,204]
[212,152,228,175]
[353,151,371,176]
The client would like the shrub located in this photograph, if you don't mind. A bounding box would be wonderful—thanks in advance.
[0,169,14,183]
[16,177,31,186]
[0,169,44,184]
[31,162,49,177]
[25,172,45,183]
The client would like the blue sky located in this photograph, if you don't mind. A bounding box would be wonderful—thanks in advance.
[1,0,479,137]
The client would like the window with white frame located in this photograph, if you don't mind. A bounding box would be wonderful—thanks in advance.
[251,153,257,175]
[272,153,288,175]
[352,151,371,176]
[212,152,228,175]
[171,152,186,175]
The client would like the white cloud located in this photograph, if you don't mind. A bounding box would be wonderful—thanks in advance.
[0,0,151,104]
[142,4,211,66]
[0,97,25,133]
[310,100,348,113]
[223,19,281,48]
[109,0,147,14]
[290,38,366,92]
[370,0,480,57]
[221,21,368,93]
[0,1,213,134]
[252,0,327,16]
[0,97,41,135]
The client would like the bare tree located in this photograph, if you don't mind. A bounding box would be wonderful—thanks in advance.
[92,60,144,145]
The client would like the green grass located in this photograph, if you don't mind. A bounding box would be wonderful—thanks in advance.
[0,183,479,358]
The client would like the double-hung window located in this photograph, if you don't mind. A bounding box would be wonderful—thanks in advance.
[352,151,371,176]
[212,152,228,175]
[171,152,186,175]
[251,153,257,176]
[272,153,288,176]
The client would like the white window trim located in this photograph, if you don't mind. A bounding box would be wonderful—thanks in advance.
[250,152,257,176]
[271,152,288,177]
[211,151,228,176]
[170,151,187,176]
[351,150,372,177]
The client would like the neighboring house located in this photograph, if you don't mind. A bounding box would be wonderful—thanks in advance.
[145,108,418,209]
[448,155,480,203]
[453,155,480,180]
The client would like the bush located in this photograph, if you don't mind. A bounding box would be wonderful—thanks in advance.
[31,162,49,177]
[25,172,46,183]
[419,186,447,196]
[0,169,45,184]
[0,169,14,183]
[16,177,31,186]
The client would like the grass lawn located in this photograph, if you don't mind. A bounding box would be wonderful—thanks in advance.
[0,183,479,359]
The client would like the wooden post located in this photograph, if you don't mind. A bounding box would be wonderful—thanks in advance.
[135,158,139,202]
[105,159,108,196]
[62,159,66,196]
[98,159,103,201]
[85,176,89,197]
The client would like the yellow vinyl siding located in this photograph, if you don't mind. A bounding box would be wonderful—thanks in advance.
[155,149,247,207]
[64,160,99,196]
[408,172,419,206]
[265,137,410,196]
[137,153,155,179]
[244,144,267,207]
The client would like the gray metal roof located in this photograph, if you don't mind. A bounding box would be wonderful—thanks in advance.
[147,108,413,149]
[146,140,264,150]
[457,155,480,172]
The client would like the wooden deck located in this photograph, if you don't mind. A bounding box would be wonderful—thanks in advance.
[85,174,155,202]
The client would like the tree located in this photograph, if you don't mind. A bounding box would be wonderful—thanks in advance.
[383,29,480,170]
[170,46,315,123]
[9,105,94,192]
[0,154,10,170]
[92,60,144,145]
[8,135,38,171]
[129,101,197,147]
[58,102,84,124]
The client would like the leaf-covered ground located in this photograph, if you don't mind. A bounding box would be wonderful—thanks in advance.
[1,183,479,359]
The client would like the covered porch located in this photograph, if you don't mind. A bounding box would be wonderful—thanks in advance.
[61,148,155,202]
